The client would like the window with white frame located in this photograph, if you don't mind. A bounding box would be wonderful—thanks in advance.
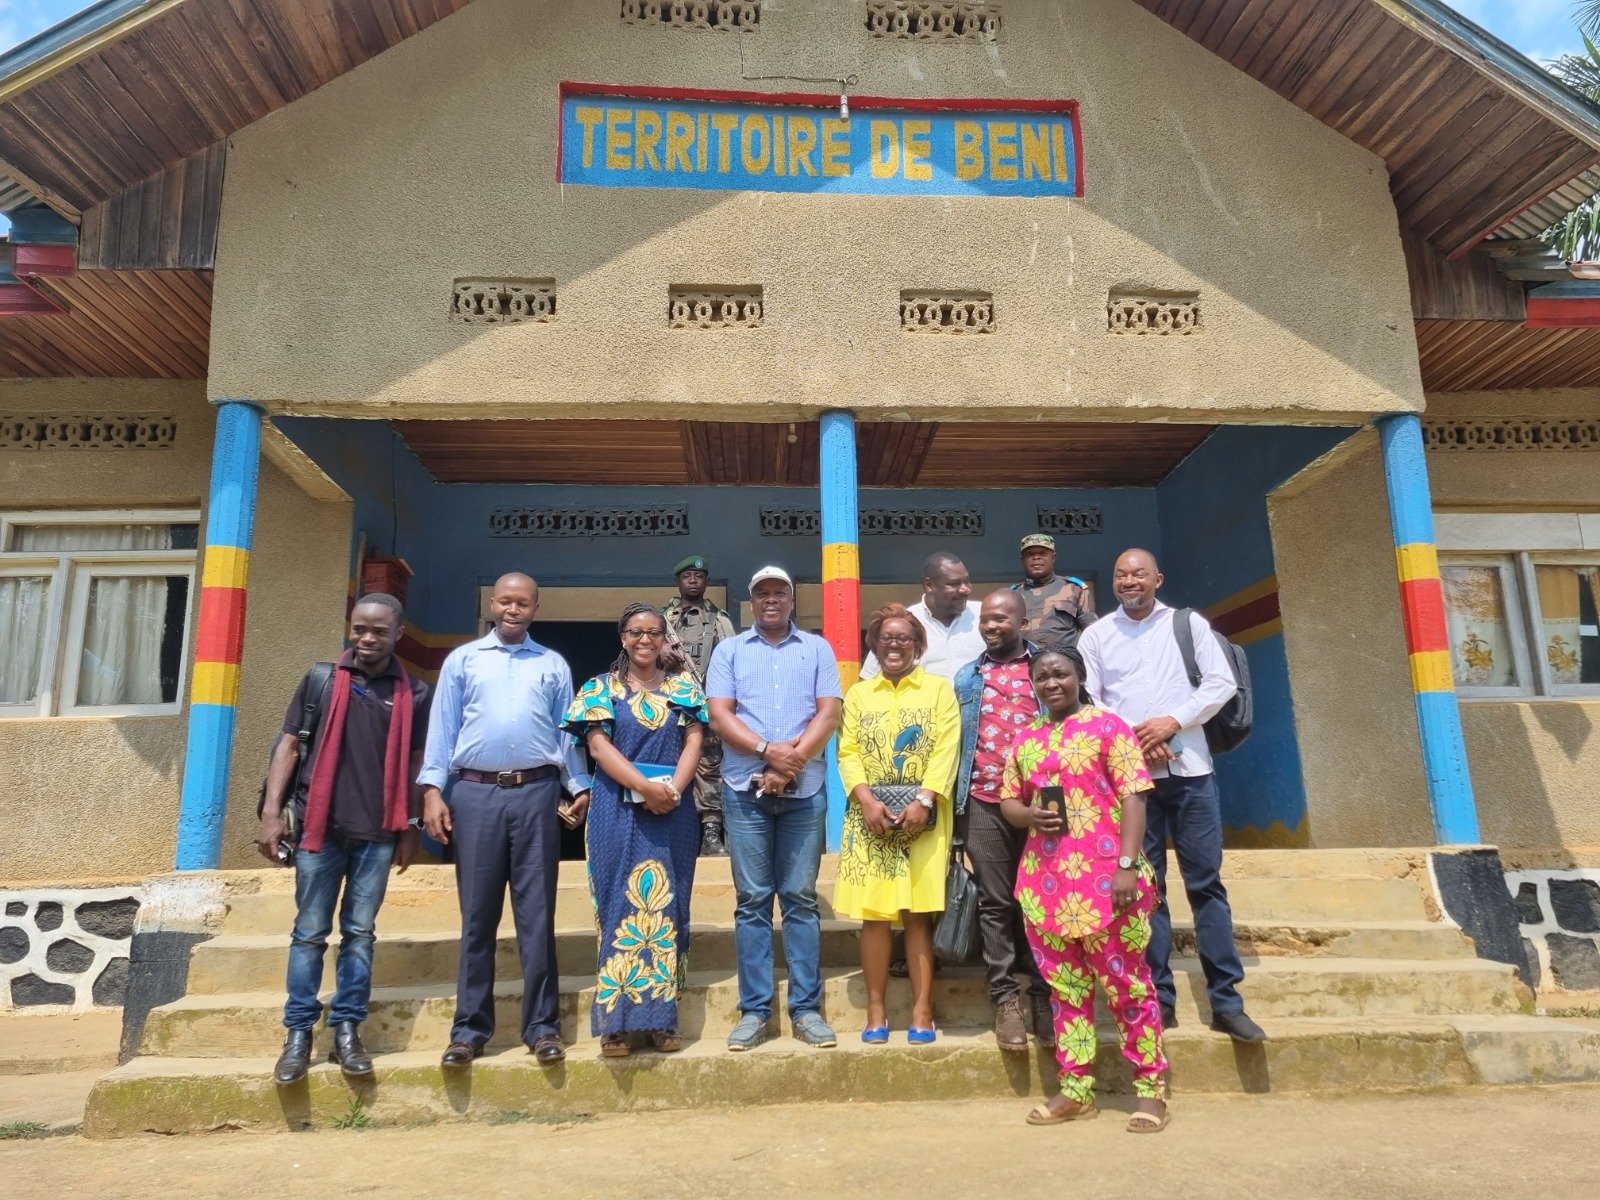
[1436,512,1600,699]
[0,510,199,717]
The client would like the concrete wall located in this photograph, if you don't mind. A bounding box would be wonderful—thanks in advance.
[1273,393,1600,851]
[212,0,1422,422]
[0,381,350,881]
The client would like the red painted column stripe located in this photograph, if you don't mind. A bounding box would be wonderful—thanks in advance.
[1398,576,1450,655]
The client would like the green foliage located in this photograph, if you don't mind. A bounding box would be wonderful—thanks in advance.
[1540,23,1600,260]
[329,1098,372,1130]
[0,1121,52,1140]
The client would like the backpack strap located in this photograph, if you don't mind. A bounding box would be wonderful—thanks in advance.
[291,661,338,793]
[1171,608,1203,689]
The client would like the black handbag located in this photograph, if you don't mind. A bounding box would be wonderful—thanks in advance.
[869,783,933,827]
[932,838,981,964]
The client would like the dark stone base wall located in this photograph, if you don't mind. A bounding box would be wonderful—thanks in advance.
[0,888,140,1010]
[1505,869,1600,994]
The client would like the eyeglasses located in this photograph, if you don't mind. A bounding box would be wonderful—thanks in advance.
[622,629,667,642]
[878,634,916,646]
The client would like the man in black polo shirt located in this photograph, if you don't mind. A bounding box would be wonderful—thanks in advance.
[256,593,430,1085]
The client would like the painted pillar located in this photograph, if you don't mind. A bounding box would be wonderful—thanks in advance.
[1377,413,1481,845]
[819,410,861,852]
[175,400,264,869]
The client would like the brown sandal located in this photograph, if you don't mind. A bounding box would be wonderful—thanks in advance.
[600,1033,631,1058]
[1126,1103,1170,1133]
[1025,1099,1099,1126]
[649,1029,684,1053]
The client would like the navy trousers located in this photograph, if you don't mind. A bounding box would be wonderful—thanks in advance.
[1142,772,1246,1017]
[448,776,563,1047]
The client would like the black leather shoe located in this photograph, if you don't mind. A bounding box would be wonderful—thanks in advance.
[274,1029,313,1086]
[1210,1009,1267,1042]
[1160,1004,1178,1029]
[700,819,727,857]
[531,1035,566,1064]
[329,1020,374,1077]
[441,1041,482,1067]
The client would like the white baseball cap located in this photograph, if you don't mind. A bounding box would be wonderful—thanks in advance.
[748,565,794,591]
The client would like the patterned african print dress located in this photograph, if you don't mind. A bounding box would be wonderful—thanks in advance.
[834,668,961,921]
[1000,704,1168,1102]
[563,671,706,1036]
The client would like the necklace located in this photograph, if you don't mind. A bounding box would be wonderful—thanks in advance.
[627,668,665,691]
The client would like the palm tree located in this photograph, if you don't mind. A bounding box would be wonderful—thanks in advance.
[1547,5,1600,258]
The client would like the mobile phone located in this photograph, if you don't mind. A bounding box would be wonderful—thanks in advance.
[1037,785,1066,820]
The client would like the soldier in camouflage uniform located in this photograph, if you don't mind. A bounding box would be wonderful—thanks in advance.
[664,555,737,856]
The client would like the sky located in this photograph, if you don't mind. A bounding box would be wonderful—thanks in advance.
[0,0,1592,62]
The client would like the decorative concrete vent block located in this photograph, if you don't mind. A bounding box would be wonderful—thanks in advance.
[452,278,556,324]
[669,287,764,329]
[1423,418,1600,451]
[866,1,1000,40]
[760,508,984,536]
[900,291,995,334]
[1108,293,1201,336]
[621,0,760,30]
[1036,505,1104,536]
[0,415,176,450]
[490,505,690,537]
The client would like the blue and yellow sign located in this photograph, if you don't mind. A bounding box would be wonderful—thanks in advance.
[558,85,1082,198]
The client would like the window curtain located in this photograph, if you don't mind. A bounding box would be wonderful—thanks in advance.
[0,576,50,704]
[14,523,173,706]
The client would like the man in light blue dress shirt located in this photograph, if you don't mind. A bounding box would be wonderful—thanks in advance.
[420,572,592,1066]
[707,565,843,1052]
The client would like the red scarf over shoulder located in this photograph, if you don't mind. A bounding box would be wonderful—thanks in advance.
[300,651,414,854]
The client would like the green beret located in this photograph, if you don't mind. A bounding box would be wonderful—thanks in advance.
[674,555,708,576]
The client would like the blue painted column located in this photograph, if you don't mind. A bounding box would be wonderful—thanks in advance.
[176,400,264,869]
[1377,413,1481,845]
[819,410,861,852]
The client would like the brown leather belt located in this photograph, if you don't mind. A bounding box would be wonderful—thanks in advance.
[458,766,558,787]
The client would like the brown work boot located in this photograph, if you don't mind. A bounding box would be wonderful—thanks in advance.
[994,996,1028,1052]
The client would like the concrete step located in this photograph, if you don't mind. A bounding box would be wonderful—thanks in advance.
[84,1014,1600,1138]
[0,1011,123,1075]
[217,872,1433,936]
[185,917,1475,994]
[141,956,1525,1058]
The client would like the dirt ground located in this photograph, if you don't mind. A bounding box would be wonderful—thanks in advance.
[4,1086,1595,1200]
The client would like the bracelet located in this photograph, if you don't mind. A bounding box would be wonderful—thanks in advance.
[663,782,681,802]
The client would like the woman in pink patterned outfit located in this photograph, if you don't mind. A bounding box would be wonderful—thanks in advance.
[999,644,1169,1132]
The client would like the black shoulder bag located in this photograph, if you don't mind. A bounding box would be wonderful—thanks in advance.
[256,661,337,863]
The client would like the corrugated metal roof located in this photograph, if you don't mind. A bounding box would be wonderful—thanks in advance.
[1491,168,1600,241]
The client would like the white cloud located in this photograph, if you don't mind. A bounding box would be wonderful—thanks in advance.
[1452,0,1587,63]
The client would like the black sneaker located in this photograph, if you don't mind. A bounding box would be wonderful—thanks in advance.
[1160,1003,1178,1029]
[1210,1010,1266,1042]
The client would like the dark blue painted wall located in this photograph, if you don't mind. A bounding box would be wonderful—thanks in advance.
[1155,426,1356,839]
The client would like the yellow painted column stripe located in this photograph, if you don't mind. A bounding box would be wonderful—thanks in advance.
[191,661,242,707]
[822,542,859,579]
[837,661,861,691]
[200,544,251,590]
[1395,542,1440,584]
[1409,649,1454,694]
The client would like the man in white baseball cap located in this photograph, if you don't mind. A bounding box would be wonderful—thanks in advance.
[705,564,843,1051]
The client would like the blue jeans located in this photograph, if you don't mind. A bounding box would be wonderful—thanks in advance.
[722,783,826,1022]
[283,835,396,1030]
[1143,773,1246,1016]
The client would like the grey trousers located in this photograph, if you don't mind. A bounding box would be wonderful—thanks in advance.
[448,775,562,1047]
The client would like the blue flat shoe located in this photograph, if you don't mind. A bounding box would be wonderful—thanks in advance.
[907,1025,938,1045]
[860,1025,890,1044]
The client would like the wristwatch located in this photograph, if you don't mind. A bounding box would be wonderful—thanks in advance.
[1117,855,1135,870]
[407,817,426,831]
[916,792,935,811]
[754,739,770,757]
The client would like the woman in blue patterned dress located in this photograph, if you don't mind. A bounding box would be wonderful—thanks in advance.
[563,602,706,1057]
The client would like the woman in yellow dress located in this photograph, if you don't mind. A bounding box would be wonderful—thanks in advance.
[835,602,961,1044]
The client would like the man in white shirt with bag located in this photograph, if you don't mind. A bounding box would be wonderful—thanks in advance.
[1078,548,1266,1043]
